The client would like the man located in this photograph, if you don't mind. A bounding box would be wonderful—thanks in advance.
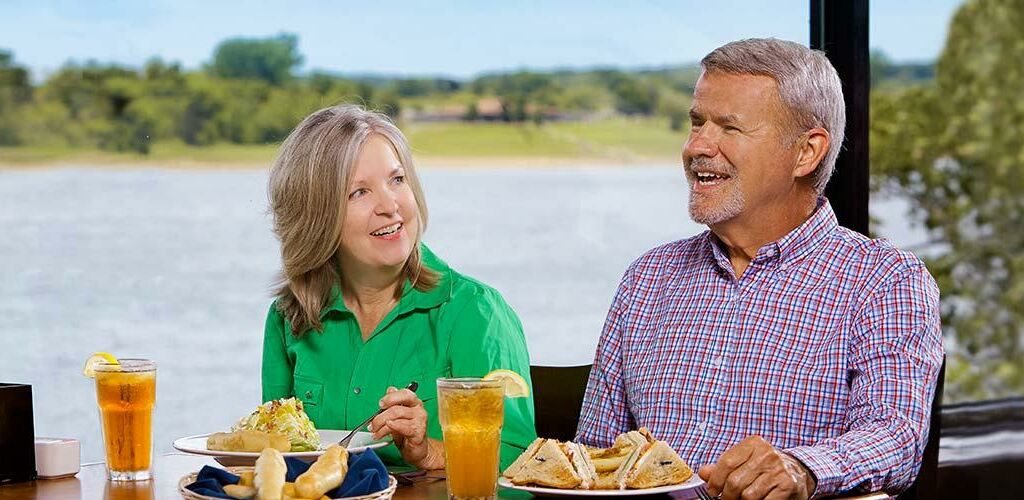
[576,38,943,499]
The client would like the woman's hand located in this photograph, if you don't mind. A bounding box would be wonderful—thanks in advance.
[368,386,445,470]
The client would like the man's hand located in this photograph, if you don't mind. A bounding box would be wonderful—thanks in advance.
[697,435,816,500]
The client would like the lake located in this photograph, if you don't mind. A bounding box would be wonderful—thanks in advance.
[0,165,926,462]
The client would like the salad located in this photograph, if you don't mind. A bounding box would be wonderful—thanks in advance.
[231,397,321,452]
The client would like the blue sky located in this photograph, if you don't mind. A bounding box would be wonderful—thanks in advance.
[1,0,963,80]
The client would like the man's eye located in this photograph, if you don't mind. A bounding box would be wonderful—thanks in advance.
[724,125,740,132]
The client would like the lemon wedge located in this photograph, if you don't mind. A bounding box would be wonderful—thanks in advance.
[483,369,530,398]
[82,352,119,378]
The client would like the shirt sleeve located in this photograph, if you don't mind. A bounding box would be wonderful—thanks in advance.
[446,286,538,470]
[575,267,636,448]
[785,263,944,497]
[261,302,295,402]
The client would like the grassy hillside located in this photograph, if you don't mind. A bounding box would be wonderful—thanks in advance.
[1,118,686,167]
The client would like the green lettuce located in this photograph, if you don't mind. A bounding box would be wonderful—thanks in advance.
[231,397,321,452]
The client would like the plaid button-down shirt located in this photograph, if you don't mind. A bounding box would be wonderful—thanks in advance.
[576,199,943,497]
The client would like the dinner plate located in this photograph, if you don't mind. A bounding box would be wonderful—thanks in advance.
[173,429,389,465]
[497,475,705,497]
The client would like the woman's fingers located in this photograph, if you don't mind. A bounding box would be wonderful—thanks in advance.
[378,387,423,409]
[368,405,426,440]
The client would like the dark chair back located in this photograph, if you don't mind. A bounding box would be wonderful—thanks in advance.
[900,356,946,500]
[529,365,592,442]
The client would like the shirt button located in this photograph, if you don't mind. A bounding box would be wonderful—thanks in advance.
[353,387,361,395]
[304,390,313,399]
[711,356,725,368]
[697,421,707,432]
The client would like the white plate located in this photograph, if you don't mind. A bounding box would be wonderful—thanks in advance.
[498,475,705,497]
[173,429,388,460]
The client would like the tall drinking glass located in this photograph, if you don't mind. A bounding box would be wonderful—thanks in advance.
[437,378,504,500]
[94,359,157,481]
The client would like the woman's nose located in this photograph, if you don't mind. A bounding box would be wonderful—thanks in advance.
[374,188,400,215]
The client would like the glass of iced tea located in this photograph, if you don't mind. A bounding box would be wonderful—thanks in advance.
[437,378,504,500]
[94,359,157,481]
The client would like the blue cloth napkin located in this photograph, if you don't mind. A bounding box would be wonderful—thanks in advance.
[184,450,390,499]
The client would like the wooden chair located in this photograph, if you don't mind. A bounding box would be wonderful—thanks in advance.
[529,364,592,442]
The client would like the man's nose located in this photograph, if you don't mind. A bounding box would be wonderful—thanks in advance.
[683,127,720,161]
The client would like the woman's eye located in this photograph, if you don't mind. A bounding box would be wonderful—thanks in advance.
[392,175,405,184]
[349,188,368,199]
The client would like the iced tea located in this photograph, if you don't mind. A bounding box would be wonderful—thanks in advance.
[437,378,504,500]
[94,359,156,481]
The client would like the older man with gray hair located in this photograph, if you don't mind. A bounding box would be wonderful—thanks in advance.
[576,38,943,499]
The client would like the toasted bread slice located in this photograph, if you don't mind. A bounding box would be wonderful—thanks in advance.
[589,442,642,490]
[566,442,596,490]
[613,430,648,449]
[207,430,291,452]
[502,438,544,479]
[510,439,582,489]
[624,440,693,489]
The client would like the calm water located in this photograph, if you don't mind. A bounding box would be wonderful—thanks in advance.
[0,165,926,462]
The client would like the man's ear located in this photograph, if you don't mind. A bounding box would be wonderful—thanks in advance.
[793,128,830,179]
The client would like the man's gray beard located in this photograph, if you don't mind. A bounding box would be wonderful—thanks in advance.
[689,187,745,225]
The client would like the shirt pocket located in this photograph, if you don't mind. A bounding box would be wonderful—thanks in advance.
[293,374,324,424]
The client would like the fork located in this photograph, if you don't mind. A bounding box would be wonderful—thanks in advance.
[337,381,418,447]
[695,485,719,500]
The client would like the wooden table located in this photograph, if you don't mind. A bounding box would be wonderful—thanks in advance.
[0,453,886,499]
[0,453,532,500]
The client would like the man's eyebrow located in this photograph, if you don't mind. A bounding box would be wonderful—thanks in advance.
[688,109,741,126]
[713,113,742,126]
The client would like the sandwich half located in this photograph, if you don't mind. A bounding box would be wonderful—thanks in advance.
[565,442,596,490]
[502,438,544,480]
[508,439,582,489]
[623,440,694,489]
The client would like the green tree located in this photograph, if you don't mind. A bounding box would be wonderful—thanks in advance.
[208,33,302,85]
[871,0,1024,401]
[0,49,32,144]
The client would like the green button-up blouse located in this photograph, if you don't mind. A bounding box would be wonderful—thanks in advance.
[261,245,537,469]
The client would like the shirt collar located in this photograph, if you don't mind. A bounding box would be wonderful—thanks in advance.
[320,243,454,319]
[703,197,837,273]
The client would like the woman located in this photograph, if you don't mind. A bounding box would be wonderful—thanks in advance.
[262,104,536,470]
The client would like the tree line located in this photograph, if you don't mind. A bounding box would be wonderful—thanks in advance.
[0,33,695,154]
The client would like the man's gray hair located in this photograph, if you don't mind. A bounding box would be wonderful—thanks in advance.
[701,38,846,193]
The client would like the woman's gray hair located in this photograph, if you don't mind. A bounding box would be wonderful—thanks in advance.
[701,38,846,193]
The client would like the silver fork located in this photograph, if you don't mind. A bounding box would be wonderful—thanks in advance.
[337,381,418,447]
[695,484,719,500]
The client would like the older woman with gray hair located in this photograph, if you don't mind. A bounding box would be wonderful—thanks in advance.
[261,104,537,471]
[576,38,943,499]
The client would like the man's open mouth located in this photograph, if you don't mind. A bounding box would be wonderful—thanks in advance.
[695,172,731,185]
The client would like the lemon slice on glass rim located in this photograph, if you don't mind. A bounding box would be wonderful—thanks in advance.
[483,369,530,398]
[82,352,119,378]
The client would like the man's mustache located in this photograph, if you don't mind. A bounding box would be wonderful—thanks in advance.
[685,156,736,177]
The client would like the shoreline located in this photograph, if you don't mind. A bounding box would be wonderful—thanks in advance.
[0,154,680,171]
